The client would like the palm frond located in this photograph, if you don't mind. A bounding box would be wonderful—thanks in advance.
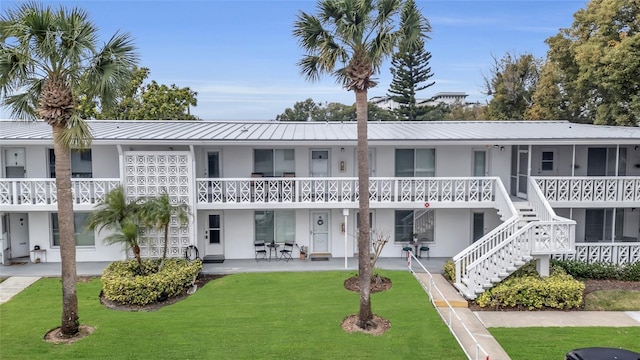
[57,113,92,149]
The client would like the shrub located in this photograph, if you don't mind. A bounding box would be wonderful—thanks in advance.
[552,259,640,281]
[102,258,202,306]
[476,271,584,310]
[443,259,455,282]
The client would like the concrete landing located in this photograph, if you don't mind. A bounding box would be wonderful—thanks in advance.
[0,277,41,304]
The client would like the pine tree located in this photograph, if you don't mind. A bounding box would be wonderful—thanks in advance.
[388,37,435,120]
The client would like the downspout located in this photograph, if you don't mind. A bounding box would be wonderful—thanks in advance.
[189,145,197,247]
[343,208,349,269]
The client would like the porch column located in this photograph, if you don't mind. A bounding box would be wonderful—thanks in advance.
[534,255,550,277]
[343,208,349,269]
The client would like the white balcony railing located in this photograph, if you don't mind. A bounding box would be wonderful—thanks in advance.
[554,242,640,265]
[0,178,121,206]
[534,176,640,204]
[195,177,498,205]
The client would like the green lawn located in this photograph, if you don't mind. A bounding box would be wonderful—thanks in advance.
[0,271,465,360]
[491,327,640,360]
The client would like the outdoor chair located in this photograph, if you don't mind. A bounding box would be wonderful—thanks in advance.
[419,244,430,259]
[401,245,413,258]
[254,241,267,261]
[279,241,294,262]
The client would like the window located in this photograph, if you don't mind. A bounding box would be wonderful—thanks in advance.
[51,213,94,246]
[254,149,294,177]
[254,210,295,243]
[395,149,435,177]
[394,210,434,243]
[49,149,93,178]
[541,151,554,171]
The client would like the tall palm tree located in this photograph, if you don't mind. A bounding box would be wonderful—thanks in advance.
[88,187,144,267]
[140,191,190,271]
[0,3,137,336]
[294,0,429,329]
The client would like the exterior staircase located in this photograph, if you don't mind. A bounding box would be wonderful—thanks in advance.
[453,178,576,300]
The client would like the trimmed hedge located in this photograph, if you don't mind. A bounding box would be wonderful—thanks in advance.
[552,259,640,281]
[476,266,585,310]
[102,258,203,306]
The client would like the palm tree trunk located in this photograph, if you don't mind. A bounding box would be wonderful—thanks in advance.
[53,125,79,336]
[160,223,169,270]
[355,89,373,329]
[133,245,142,269]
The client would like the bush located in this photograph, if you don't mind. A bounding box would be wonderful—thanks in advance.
[552,259,640,281]
[443,259,455,282]
[476,271,584,310]
[102,258,203,306]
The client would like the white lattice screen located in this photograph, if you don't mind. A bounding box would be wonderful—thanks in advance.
[124,152,193,258]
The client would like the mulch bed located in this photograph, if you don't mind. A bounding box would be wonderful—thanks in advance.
[343,275,392,293]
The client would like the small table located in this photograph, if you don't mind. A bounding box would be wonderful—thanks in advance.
[266,243,280,261]
[30,249,47,263]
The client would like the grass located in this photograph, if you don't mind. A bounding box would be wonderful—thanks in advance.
[0,271,466,360]
[584,290,640,311]
[491,327,640,360]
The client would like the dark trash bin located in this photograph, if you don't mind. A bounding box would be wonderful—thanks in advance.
[566,347,640,360]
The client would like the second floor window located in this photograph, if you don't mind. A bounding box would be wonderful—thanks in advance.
[49,149,92,178]
[254,149,294,177]
[395,149,435,177]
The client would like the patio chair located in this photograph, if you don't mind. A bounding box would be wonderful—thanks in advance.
[254,241,267,261]
[279,241,294,262]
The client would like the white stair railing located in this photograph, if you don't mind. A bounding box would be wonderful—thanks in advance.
[455,177,576,299]
[452,178,518,296]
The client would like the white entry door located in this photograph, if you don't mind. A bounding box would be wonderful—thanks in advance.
[311,212,330,253]
[9,213,29,258]
[310,150,329,177]
[204,213,223,256]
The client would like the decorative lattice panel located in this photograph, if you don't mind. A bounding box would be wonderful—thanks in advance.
[124,152,193,259]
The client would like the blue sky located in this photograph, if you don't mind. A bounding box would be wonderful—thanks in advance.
[1,0,586,120]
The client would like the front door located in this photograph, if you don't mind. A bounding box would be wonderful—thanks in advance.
[472,212,485,242]
[204,213,223,256]
[310,150,329,177]
[4,148,26,178]
[473,149,487,177]
[311,212,329,253]
[517,146,529,198]
[9,213,29,258]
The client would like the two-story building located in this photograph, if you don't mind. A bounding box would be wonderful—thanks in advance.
[1,119,638,298]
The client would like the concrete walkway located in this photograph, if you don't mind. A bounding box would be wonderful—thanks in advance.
[475,310,640,328]
[0,277,41,304]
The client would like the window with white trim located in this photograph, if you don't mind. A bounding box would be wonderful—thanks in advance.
[254,149,295,177]
[394,209,434,243]
[51,213,94,246]
[254,210,295,243]
[395,149,435,177]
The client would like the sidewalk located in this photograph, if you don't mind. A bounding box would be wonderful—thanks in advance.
[0,277,40,304]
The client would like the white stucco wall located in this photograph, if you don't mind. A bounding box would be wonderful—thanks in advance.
[91,145,120,178]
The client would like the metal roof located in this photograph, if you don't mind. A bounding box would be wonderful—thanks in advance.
[0,119,638,145]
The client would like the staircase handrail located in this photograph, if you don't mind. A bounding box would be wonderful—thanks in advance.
[528,177,573,223]
[453,177,518,283]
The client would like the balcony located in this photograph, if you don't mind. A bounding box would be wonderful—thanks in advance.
[533,176,640,207]
[196,177,499,209]
[0,178,121,211]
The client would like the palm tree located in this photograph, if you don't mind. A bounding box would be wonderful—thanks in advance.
[294,0,429,329]
[88,187,144,267]
[103,219,144,270]
[0,3,137,336]
[140,191,190,270]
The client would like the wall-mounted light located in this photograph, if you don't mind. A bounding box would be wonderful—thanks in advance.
[169,147,174,151]
[340,147,345,153]
[339,160,346,172]
[341,223,345,233]
[635,145,639,151]
[500,146,505,152]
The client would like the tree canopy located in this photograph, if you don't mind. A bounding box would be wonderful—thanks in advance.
[276,98,397,121]
[531,0,639,126]
[483,53,543,120]
[79,67,199,120]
